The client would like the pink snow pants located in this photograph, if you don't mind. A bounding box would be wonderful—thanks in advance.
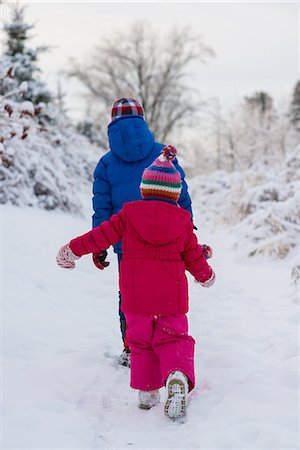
[125,313,195,392]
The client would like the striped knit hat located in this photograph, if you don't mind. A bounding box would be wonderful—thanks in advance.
[111,98,144,121]
[140,145,182,202]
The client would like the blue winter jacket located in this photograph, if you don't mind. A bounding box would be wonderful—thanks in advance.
[92,115,193,253]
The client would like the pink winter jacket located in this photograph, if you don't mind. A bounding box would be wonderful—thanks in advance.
[70,200,213,315]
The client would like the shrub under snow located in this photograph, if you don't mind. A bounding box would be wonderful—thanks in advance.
[0,100,101,213]
[190,146,300,262]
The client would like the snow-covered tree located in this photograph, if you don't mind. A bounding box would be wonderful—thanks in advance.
[244,91,273,114]
[0,5,100,213]
[76,118,105,148]
[208,94,294,171]
[0,4,51,105]
[290,80,300,130]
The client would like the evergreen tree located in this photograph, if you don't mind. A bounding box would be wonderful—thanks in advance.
[76,119,105,147]
[290,80,300,130]
[0,4,51,105]
[245,91,273,115]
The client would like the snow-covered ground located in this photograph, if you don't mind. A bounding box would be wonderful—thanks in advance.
[1,202,299,449]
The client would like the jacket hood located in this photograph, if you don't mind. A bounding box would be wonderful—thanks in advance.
[123,200,191,245]
[108,116,155,162]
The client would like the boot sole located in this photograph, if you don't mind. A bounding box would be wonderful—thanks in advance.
[138,403,152,410]
[164,378,187,419]
[138,393,160,410]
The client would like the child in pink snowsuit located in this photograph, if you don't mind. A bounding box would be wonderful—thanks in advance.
[57,146,215,419]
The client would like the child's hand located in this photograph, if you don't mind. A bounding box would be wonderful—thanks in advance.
[195,269,215,288]
[56,244,80,269]
[202,245,213,259]
[92,250,110,270]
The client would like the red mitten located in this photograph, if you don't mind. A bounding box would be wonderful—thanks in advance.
[195,269,216,288]
[202,244,213,259]
[56,244,80,269]
[92,250,110,270]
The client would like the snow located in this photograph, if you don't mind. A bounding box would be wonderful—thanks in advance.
[2,200,299,449]
[18,81,28,95]
[20,100,34,116]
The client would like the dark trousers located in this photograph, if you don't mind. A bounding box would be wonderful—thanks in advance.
[117,253,127,347]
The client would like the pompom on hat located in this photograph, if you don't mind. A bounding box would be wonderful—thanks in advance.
[111,97,144,121]
[140,145,182,202]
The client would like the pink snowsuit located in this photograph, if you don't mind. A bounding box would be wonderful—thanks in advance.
[70,199,213,391]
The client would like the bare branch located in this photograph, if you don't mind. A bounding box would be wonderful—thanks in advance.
[66,22,214,140]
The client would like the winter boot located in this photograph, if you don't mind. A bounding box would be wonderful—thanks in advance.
[117,347,130,367]
[164,371,188,419]
[138,390,160,409]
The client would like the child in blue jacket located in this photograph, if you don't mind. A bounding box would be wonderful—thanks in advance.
[92,98,197,367]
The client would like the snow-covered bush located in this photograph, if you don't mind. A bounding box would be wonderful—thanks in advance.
[290,255,300,303]
[190,147,300,261]
[76,119,106,148]
[231,148,300,259]
[0,99,100,213]
[233,191,300,258]
[188,170,236,225]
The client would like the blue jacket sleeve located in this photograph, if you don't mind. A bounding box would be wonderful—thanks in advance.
[92,158,113,228]
[173,159,193,219]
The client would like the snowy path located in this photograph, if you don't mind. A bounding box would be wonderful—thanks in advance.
[2,205,299,449]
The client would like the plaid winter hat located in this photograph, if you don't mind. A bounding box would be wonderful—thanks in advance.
[140,145,182,202]
[111,98,144,120]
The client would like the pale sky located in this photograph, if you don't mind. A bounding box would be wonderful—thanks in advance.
[1,1,299,120]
